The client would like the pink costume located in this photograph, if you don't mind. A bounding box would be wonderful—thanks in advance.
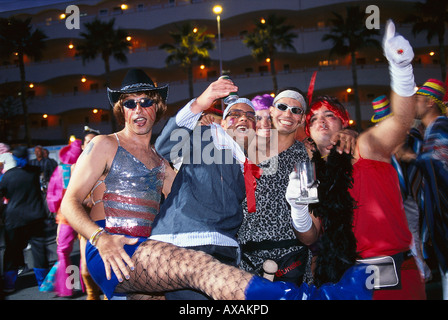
[46,140,82,297]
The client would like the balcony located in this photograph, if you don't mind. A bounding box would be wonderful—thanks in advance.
[0,23,441,85]
[25,63,440,114]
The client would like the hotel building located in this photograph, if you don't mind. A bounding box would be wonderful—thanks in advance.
[0,0,445,145]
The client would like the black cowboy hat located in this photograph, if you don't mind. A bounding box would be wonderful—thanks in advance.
[107,69,169,106]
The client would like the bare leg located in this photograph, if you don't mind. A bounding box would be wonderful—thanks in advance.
[116,240,253,300]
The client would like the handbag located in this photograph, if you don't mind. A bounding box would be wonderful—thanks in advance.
[273,246,309,284]
[356,251,409,290]
[242,239,309,285]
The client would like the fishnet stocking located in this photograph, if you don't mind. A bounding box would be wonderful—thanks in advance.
[116,240,253,300]
[126,293,165,300]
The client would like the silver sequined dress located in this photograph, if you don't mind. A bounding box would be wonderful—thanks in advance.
[102,134,165,238]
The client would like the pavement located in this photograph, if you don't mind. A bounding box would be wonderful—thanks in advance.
[0,224,445,301]
[0,223,93,300]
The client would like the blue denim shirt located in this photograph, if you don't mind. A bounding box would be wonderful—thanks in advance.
[150,100,245,248]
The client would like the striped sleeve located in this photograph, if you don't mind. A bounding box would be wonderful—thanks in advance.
[175,98,203,130]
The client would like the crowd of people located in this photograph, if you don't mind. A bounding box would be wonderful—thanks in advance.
[0,20,447,300]
[0,127,105,298]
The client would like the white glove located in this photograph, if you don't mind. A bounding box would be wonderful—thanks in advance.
[383,20,415,97]
[286,171,312,233]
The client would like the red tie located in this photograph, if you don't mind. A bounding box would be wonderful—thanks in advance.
[244,159,263,213]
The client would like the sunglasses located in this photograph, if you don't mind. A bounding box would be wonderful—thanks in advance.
[226,109,255,121]
[226,109,256,121]
[123,98,154,109]
[274,102,304,115]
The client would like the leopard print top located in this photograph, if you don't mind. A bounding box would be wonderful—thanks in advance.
[237,140,312,282]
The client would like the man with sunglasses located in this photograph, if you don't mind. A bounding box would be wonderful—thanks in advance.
[149,77,258,300]
[238,87,313,285]
[239,84,358,284]
[59,70,365,301]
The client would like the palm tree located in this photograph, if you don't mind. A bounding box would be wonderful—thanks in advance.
[76,18,131,132]
[322,6,380,131]
[0,96,21,142]
[0,17,47,146]
[242,14,297,93]
[160,22,215,99]
[407,0,448,80]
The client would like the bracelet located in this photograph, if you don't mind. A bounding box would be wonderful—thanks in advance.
[89,227,105,247]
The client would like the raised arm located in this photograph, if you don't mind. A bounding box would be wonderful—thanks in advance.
[358,20,416,162]
[155,77,238,160]
[190,76,238,114]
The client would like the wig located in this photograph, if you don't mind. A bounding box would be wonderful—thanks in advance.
[113,91,167,126]
[251,94,274,111]
[305,96,351,136]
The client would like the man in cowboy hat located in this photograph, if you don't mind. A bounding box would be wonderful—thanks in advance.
[56,71,371,301]
[414,78,448,299]
[61,69,176,299]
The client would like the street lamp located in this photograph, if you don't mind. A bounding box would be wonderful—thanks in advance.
[213,5,223,76]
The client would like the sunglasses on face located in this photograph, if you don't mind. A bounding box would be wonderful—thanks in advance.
[123,98,154,109]
[226,109,256,121]
[274,102,304,115]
